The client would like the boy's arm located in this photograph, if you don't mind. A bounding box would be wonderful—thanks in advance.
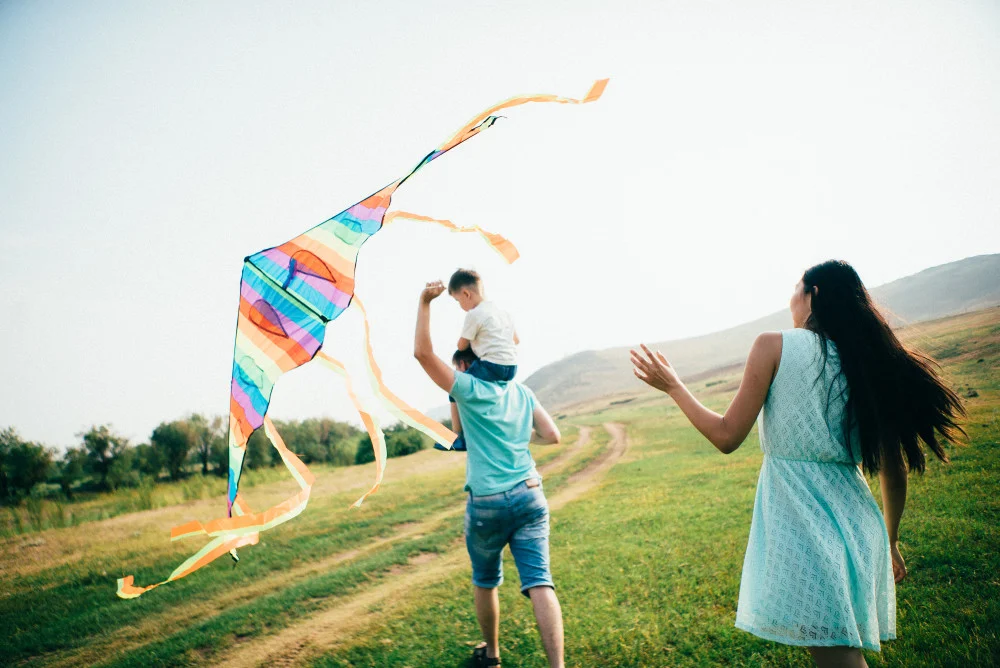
[513,329,520,345]
[459,310,480,351]
[450,403,462,434]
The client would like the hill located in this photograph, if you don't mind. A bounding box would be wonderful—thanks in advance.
[525,254,1000,409]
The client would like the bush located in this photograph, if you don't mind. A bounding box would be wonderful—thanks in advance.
[355,426,428,465]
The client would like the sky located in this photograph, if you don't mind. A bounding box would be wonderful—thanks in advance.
[2,0,999,449]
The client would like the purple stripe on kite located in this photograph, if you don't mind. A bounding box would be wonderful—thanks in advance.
[231,378,264,428]
[258,249,352,310]
[297,273,351,309]
[239,281,324,353]
[346,202,387,222]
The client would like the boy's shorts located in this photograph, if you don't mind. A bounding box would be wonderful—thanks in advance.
[449,360,518,402]
[464,479,554,595]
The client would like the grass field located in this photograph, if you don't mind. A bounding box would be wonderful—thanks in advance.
[2,308,998,667]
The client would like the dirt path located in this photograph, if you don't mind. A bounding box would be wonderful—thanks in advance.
[217,423,628,668]
[1,450,467,587]
[39,428,595,667]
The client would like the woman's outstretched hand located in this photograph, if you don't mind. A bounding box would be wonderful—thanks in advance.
[631,344,683,395]
[420,281,446,304]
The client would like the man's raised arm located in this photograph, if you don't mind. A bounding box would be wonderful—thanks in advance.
[413,281,456,393]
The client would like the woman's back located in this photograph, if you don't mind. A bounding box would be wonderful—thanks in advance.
[760,328,858,464]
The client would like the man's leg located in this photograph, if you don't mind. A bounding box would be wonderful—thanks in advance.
[465,493,507,664]
[508,483,561,667]
[474,586,501,661]
[527,585,564,668]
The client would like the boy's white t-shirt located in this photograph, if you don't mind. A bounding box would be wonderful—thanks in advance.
[460,300,517,366]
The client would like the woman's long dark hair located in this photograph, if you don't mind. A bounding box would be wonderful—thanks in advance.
[802,260,966,475]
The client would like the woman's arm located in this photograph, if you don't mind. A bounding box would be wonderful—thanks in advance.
[630,333,781,454]
[880,461,908,583]
[531,404,561,445]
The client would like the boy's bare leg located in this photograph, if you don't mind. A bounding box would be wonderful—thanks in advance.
[528,586,564,668]
[474,586,501,660]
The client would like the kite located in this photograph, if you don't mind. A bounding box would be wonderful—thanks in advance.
[117,78,608,598]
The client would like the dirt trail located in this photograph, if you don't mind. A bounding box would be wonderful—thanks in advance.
[40,428,595,668]
[216,423,628,668]
[2,450,467,585]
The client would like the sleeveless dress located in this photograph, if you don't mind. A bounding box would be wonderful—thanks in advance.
[735,328,896,650]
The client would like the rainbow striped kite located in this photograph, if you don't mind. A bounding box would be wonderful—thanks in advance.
[117,79,608,598]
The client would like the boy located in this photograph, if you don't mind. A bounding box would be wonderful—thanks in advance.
[436,269,519,452]
[450,268,519,381]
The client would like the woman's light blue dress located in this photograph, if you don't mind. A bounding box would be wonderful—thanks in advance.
[735,328,896,650]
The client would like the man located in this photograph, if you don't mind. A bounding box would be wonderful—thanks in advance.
[413,280,565,668]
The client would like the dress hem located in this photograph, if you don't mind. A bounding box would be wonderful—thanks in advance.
[735,620,895,652]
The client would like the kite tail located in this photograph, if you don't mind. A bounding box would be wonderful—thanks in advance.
[382,211,520,264]
[313,351,388,508]
[116,418,313,598]
[396,78,609,187]
[350,296,459,447]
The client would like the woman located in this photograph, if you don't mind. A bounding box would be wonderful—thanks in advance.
[630,260,965,667]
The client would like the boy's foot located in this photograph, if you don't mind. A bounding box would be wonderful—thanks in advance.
[434,434,467,451]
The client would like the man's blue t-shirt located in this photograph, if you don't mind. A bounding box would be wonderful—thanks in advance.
[449,372,540,496]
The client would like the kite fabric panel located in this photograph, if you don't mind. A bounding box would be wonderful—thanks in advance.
[117,78,608,598]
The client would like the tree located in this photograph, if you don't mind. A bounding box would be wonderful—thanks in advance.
[150,421,194,481]
[245,427,273,469]
[81,425,130,490]
[55,447,88,499]
[134,443,165,478]
[211,434,229,477]
[188,414,224,475]
[0,428,53,501]
[0,427,13,501]
[106,446,138,490]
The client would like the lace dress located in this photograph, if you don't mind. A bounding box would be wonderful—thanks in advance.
[735,328,896,650]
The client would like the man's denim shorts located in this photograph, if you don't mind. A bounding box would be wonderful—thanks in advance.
[464,479,554,595]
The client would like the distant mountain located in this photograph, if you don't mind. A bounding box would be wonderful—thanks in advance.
[525,254,1000,409]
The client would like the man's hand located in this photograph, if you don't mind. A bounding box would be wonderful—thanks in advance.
[421,281,446,304]
[414,279,455,393]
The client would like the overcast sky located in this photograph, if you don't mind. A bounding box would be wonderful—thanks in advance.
[2,0,999,449]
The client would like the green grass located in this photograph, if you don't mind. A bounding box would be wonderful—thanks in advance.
[311,310,1000,667]
[2,309,998,667]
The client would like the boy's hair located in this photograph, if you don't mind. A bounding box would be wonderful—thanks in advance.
[448,268,481,295]
[452,348,479,368]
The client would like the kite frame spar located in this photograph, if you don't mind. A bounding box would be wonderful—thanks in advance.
[117,78,608,598]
